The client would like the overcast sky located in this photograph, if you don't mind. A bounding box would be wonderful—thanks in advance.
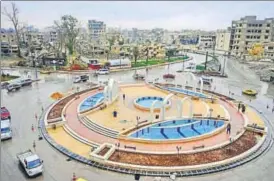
[1,1,274,30]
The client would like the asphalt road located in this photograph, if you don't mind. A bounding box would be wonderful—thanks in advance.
[1,53,274,181]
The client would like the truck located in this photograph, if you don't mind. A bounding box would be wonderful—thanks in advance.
[17,150,43,177]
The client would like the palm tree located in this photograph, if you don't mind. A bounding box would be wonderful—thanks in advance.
[133,46,139,66]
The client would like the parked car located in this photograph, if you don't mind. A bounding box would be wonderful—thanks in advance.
[6,83,21,92]
[18,78,33,86]
[1,107,11,120]
[1,82,10,89]
[1,119,12,140]
[95,68,109,75]
[17,150,43,177]
[73,75,89,83]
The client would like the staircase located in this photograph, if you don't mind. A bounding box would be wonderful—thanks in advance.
[80,116,119,139]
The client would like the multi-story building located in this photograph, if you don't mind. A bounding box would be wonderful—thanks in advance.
[1,28,17,45]
[215,28,231,52]
[263,42,274,60]
[88,20,106,44]
[230,16,274,58]
[198,34,216,49]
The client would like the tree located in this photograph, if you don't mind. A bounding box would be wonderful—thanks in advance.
[166,48,176,61]
[132,46,140,65]
[107,36,115,60]
[2,2,22,57]
[55,15,80,55]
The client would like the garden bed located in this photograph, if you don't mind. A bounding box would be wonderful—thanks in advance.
[98,147,111,156]
[47,84,99,121]
[109,131,258,166]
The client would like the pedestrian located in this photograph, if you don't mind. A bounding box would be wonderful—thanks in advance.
[33,141,36,151]
[123,94,125,101]
[272,107,274,113]
[238,102,241,112]
[41,106,44,112]
[226,122,231,135]
[267,104,269,109]
[31,124,34,131]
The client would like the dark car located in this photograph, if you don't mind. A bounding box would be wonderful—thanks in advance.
[1,107,11,120]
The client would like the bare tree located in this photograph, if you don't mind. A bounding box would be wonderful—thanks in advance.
[55,15,80,55]
[2,2,22,57]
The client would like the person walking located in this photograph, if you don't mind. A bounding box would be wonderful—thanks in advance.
[226,122,231,135]
[33,140,36,152]
[122,94,125,102]
[272,106,274,113]
[238,102,241,112]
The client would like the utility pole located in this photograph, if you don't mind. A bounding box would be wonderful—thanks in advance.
[204,51,208,71]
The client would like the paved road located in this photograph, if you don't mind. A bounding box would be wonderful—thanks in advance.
[1,53,274,181]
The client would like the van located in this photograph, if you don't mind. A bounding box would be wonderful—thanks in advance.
[1,119,12,140]
[73,75,89,83]
[95,69,109,75]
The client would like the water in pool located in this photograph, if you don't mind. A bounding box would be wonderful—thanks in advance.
[129,119,225,140]
[79,92,104,112]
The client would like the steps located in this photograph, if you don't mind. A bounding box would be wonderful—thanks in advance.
[80,116,119,139]
[63,124,98,148]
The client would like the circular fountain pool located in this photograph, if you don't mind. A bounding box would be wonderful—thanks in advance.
[134,96,171,111]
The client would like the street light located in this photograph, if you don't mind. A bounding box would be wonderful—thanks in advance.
[115,142,120,158]
[176,146,182,159]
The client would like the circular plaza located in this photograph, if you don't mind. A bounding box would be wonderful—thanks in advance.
[40,74,270,177]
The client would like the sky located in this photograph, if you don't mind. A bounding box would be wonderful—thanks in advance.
[1,1,274,31]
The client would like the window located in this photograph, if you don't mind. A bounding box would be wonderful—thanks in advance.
[266,30,270,33]
[265,36,269,39]
[268,47,273,50]
[239,29,241,33]
[247,30,251,33]
[259,24,262,27]
[246,36,250,39]
[267,24,270,27]
[2,35,6,38]
[239,24,242,27]
[258,30,261,33]
[238,35,241,38]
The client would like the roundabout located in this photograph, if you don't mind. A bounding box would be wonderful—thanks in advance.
[40,75,270,177]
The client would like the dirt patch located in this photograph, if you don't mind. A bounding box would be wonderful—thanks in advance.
[98,147,110,156]
[109,131,258,166]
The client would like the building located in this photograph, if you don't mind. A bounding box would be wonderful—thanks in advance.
[198,34,216,49]
[263,42,274,60]
[88,20,106,44]
[215,28,231,52]
[1,28,17,45]
[230,16,274,58]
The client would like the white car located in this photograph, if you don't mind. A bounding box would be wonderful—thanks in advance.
[96,69,109,75]
[1,119,12,140]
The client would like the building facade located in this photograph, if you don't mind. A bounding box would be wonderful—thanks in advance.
[215,28,231,52]
[88,20,106,44]
[230,16,274,58]
[198,34,216,49]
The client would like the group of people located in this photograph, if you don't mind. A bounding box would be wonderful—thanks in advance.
[238,102,246,113]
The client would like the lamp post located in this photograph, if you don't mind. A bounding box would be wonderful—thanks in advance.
[209,108,213,118]
[116,142,120,158]
[176,146,182,159]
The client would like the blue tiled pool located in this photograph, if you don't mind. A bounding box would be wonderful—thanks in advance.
[134,96,171,110]
[165,87,208,98]
[79,92,104,112]
[129,119,225,140]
